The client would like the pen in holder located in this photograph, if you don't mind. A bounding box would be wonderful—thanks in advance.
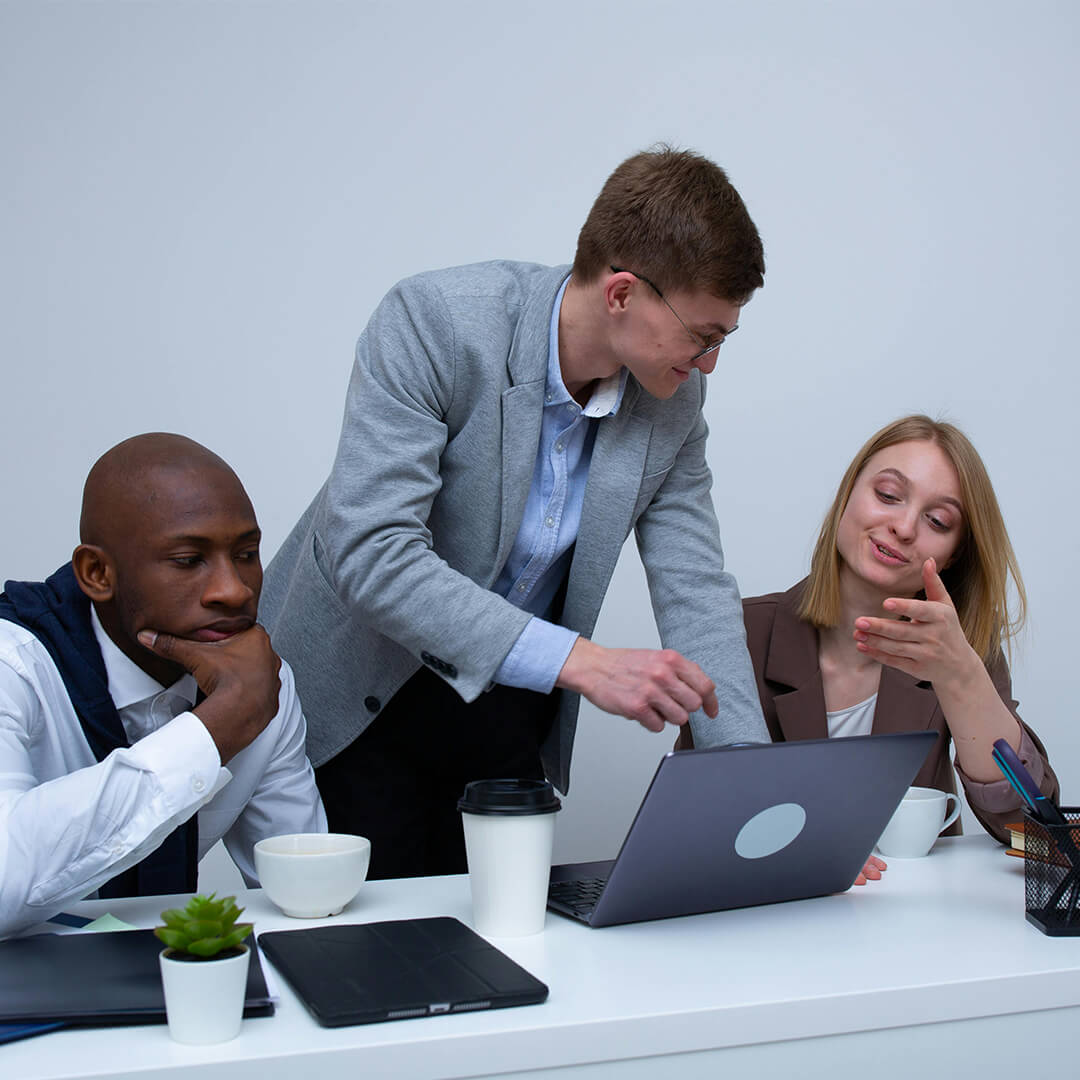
[1022,806,1080,936]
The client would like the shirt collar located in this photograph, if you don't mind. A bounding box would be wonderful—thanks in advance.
[546,276,627,419]
[90,606,197,710]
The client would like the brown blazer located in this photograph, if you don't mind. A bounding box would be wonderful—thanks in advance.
[679,580,1058,844]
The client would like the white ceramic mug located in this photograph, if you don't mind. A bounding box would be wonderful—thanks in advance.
[253,833,370,918]
[876,786,962,858]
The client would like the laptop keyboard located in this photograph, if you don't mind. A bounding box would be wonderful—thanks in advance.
[548,876,608,917]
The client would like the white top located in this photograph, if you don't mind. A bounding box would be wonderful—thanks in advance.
[826,691,878,739]
[6,837,1080,1080]
[0,610,326,938]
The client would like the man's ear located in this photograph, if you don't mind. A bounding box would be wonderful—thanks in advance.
[603,270,636,316]
[72,544,115,603]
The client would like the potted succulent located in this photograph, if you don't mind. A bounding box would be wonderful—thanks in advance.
[155,893,253,1044]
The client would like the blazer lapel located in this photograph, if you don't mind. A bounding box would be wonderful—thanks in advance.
[491,268,569,580]
[764,589,829,742]
[872,667,939,735]
[773,675,830,743]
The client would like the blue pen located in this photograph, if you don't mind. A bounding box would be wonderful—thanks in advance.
[991,738,1066,826]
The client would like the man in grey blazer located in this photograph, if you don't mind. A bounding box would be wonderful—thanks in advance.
[261,147,770,878]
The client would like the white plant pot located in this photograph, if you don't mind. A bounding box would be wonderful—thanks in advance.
[159,944,250,1045]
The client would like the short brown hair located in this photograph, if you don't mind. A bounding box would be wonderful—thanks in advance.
[799,415,1026,665]
[572,145,765,302]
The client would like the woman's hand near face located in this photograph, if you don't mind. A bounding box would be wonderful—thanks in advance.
[851,558,982,690]
[851,558,1022,783]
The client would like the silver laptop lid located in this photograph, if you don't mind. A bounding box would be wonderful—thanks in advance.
[587,731,937,927]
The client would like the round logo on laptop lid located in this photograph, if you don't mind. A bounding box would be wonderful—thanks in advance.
[734,803,807,859]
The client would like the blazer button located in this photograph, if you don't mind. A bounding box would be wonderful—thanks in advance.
[363,695,381,713]
[421,652,457,679]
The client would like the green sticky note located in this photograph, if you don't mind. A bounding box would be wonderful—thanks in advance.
[83,913,139,933]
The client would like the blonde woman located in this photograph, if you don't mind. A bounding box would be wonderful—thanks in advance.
[681,415,1056,870]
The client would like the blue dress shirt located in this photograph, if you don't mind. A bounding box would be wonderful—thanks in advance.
[493,276,627,693]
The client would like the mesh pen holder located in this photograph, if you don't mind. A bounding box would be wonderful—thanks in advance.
[1023,807,1080,936]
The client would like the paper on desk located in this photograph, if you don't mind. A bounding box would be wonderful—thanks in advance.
[253,939,281,1002]
[83,914,139,933]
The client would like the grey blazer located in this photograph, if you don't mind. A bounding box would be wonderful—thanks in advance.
[260,261,766,792]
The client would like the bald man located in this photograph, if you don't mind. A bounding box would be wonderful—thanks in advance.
[0,433,325,938]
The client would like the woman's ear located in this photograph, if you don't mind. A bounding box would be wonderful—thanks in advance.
[71,544,115,603]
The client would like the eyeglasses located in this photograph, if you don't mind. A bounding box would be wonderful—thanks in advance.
[610,265,736,362]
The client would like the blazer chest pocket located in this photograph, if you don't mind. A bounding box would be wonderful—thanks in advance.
[632,461,676,521]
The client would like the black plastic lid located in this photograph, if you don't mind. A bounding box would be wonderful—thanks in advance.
[457,778,562,816]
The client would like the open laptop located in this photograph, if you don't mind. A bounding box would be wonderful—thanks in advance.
[548,731,937,927]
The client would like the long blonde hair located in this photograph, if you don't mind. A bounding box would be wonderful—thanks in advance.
[798,415,1025,664]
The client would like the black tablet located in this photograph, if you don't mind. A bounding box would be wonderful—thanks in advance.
[258,916,548,1027]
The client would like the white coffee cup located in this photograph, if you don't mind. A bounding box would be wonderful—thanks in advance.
[458,779,561,937]
[876,785,962,858]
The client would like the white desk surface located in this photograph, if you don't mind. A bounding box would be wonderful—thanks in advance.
[8,835,1080,1080]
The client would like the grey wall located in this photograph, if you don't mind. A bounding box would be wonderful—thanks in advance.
[2,0,1077,864]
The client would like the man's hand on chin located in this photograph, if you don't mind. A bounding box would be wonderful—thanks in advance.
[137,624,281,764]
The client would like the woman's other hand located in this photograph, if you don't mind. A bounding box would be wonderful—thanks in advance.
[853,853,887,886]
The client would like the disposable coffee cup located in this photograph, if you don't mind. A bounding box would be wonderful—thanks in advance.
[876,785,962,858]
[458,778,561,937]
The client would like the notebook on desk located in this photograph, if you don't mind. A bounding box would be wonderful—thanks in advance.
[0,928,273,1027]
[548,731,937,927]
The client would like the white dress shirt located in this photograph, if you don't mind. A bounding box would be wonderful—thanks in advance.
[0,610,325,938]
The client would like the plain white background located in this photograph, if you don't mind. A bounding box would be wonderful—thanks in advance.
[2,0,1077,878]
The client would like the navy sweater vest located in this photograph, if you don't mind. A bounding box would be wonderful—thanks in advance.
[0,564,197,898]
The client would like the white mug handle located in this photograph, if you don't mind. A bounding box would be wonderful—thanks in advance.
[939,793,962,835]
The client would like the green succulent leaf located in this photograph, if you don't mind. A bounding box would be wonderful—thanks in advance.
[186,937,229,957]
[159,909,189,930]
[185,919,225,940]
[224,924,253,948]
[154,927,188,949]
[185,924,253,956]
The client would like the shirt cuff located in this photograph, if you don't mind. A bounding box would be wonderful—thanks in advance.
[494,618,579,694]
[127,710,226,812]
[955,727,1048,814]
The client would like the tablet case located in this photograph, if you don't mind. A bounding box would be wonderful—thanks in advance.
[257,916,549,1026]
[0,928,274,1027]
